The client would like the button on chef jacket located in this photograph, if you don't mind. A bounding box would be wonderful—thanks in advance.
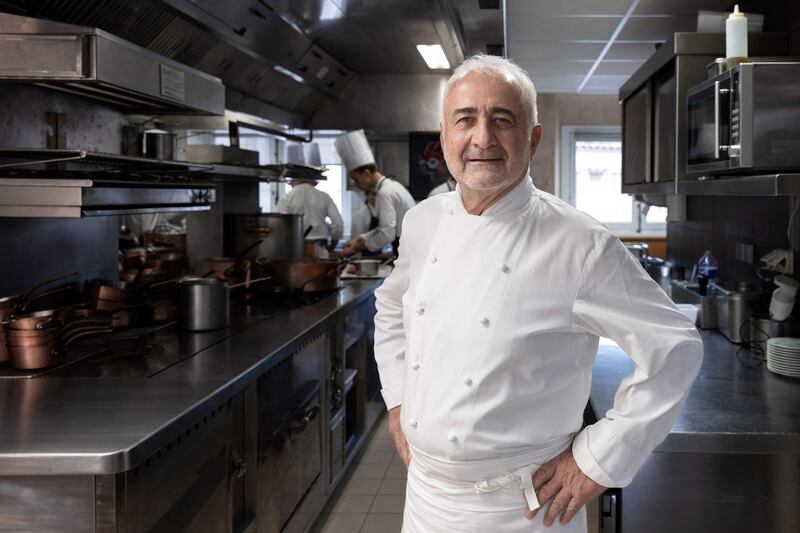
[374,176,703,487]
[277,182,344,242]
[362,176,416,252]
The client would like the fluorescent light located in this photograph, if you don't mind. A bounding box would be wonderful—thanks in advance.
[416,44,451,70]
[273,65,305,84]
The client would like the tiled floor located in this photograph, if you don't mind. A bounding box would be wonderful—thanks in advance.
[313,417,600,533]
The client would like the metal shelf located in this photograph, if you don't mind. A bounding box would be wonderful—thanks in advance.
[0,148,212,177]
[621,180,677,195]
[200,163,328,183]
[678,174,800,196]
[0,178,215,217]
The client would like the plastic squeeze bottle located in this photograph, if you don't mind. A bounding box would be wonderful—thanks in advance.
[726,5,748,69]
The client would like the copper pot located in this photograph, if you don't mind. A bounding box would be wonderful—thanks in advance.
[85,280,131,303]
[8,326,112,370]
[4,309,63,331]
[4,317,112,343]
[254,258,345,292]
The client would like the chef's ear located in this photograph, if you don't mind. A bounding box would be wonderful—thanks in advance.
[530,124,543,157]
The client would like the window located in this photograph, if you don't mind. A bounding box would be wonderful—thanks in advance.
[558,126,666,236]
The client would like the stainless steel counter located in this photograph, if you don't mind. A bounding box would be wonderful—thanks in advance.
[591,330,800,454]
[0,280,379,476]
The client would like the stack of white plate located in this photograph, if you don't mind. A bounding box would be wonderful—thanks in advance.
[766,337,800,378]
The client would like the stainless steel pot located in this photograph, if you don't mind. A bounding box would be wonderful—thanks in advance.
[144,131,177,160]
[229,213,304,262]
[178,278,229,331]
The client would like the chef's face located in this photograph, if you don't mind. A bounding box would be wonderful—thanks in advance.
[349,168,373,192]
[440,72,541,192]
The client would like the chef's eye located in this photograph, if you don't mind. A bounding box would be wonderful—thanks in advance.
[493,117,513,126]
[456,116,475,125]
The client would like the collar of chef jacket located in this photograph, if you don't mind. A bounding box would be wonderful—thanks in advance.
[451,175,535,218]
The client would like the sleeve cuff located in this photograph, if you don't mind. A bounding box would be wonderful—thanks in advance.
[380,388,402,411]
[571,428,620,488]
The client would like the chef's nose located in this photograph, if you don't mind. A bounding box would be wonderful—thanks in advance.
[471,116,497,150]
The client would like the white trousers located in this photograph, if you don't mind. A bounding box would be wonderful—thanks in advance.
[401,446,588,533]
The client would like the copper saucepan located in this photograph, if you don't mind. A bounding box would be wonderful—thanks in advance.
[7,326,113,370]
[255,258,346,293]
[3,304,88,331]
[4,309,63,331]
[4,316,113,341]
[85,279,132,303]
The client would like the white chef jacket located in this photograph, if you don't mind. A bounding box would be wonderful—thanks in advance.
[277,182,343,242]
[374,176,703,489]
[427,180,455,198]
[362,176,416,252]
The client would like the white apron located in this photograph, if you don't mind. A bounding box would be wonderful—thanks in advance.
[401,443,587,533]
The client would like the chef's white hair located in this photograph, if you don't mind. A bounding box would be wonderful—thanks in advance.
[441,54,538,130]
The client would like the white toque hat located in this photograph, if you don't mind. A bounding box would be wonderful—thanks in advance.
[334,129,375,173]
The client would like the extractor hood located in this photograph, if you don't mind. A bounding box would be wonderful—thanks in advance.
[0,12,225,115]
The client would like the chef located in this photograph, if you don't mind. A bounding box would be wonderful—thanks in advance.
[277,178,344,250]
[374,54,703,532]
[427,177,456,197]
[335,129,415,257]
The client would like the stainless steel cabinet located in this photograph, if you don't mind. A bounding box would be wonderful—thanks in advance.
[618,451,800,532]
[622,82,651,187]
[257,333,327,533]
[123,401,239,533]
[619,33,786,194]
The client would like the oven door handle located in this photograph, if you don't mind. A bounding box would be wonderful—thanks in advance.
[286,404,320,438]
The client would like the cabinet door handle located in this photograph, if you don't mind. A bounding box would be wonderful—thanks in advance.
[232,458,246,479]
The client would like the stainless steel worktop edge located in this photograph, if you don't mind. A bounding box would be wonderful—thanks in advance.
[0,280,381,476]
[590,330,800,455]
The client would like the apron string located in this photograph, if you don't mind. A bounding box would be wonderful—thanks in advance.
[473,464,541,512]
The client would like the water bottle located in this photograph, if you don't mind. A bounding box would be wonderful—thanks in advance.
[696,250,719,282]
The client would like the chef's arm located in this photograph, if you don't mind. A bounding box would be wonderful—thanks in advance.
[361,193,396,252]
[327,200,344,242]
[570,233,703,487]
[373,219,411,410]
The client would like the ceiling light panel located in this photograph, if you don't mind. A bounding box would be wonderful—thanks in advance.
[416,44,451,69]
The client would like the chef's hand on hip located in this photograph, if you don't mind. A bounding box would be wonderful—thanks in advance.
[387,406,411,468]
[524,450,606,526]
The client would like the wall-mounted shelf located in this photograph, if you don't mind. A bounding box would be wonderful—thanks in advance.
[678,174,800,196]
[199,163,328,183]
[0,178,215,217]
[0,148,212,177]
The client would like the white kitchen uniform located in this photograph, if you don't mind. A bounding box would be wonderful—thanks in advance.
[374,176,703,532]
[277,182,343,242]
[427,179,455,198]
[362,176,416,252]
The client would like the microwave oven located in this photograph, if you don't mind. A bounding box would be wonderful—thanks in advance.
[686,61,800,174]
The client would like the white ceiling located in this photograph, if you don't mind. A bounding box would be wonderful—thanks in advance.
[505,0,739,94]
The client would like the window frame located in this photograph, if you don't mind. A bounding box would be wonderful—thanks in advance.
[558,125,666,237]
